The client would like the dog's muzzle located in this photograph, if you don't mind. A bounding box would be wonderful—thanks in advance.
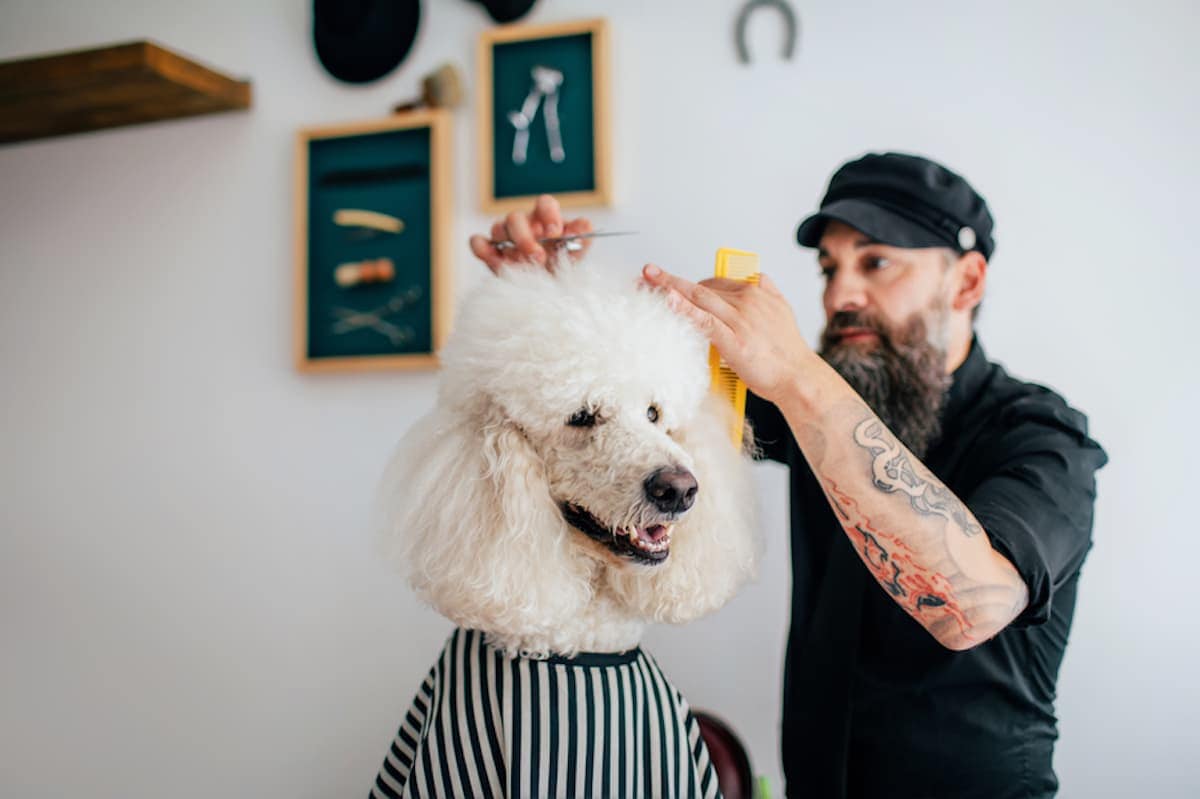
[559,502,676,565]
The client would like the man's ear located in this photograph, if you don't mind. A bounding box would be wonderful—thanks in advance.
[953,252,988,313]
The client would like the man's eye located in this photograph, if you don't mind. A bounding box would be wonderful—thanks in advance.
[865,256,891,271]
[819,265,835,280]
[567,408,597,428]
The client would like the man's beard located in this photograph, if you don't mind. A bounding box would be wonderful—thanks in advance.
[818,306,952,458]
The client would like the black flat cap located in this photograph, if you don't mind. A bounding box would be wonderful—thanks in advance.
[796,152,995,260]
[471,0,539,23]
[314,0,420,84]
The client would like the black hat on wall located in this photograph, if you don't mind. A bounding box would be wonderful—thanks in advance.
[796,152,996,260]
[469,0,538,24]
[314,0,421,84]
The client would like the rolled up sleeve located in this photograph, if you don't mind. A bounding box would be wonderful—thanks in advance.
[965,413,1107,629]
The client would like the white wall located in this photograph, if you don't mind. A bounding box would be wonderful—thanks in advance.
[1,1,1196,796]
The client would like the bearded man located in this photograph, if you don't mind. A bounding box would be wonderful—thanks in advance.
[471,152,1107,798]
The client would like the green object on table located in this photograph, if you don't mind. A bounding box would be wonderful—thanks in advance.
[754,774,772,799]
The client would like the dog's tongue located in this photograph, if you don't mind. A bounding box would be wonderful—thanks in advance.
[638,524,669,544]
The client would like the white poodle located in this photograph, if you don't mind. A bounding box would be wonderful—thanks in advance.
[370,262,759,799]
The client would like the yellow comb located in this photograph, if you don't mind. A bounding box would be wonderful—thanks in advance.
[709,248,760,447]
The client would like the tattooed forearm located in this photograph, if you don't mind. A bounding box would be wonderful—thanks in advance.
[780,371,1030,650]
[883,562,905,598]
[851,524,908,597]
[853,418,982,536]
[795,407,1028,650]
[855,526,889,570]
[840,499,974,641]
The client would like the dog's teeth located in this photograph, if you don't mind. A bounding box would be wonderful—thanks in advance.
[625,525,672,553]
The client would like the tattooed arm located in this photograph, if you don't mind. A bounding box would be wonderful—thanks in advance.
[777,361,1029,650]
[640,265,1029,651]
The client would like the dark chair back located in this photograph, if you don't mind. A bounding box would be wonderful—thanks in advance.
[694,709,755,799]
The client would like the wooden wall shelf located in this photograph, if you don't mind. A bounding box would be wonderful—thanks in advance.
[0,40,252,145]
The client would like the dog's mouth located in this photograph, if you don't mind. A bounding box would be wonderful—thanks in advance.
[559,502,673,565]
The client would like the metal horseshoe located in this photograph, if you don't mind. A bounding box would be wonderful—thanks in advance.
[735,0,799,64]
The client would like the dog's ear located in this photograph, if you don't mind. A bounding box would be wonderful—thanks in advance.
[609,395,760,623]
[376,404,594,644]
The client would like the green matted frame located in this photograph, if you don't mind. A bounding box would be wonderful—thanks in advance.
[294,110,452,373]
[477,18,612,214]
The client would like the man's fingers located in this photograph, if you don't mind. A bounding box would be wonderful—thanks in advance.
[643,264,739,328]
[555,216,592,261]
[533,194,563,238]
[563,217,593,237]
[566,217,595,260]
[474,196,603,272]
[475,196,579,273]
[469,235,504,273]
[504,210,545,263]
[699,277,752,293]
[482,220,530,269]
[759,272,783,296]
[665,288,739,353]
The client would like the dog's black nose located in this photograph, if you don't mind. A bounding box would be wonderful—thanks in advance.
[644,468,698,513]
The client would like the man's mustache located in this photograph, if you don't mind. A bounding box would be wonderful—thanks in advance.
[822,310,892,347]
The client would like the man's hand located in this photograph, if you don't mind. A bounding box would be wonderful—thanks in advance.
[641,263,819,406]
[469,194,594,273]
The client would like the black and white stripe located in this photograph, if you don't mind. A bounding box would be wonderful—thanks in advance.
[371,628,721,799]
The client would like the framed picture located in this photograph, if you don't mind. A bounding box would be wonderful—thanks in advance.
[477,18,612,214]
[294,110,452,373]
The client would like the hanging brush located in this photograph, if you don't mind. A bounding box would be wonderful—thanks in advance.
[392,63,464,114]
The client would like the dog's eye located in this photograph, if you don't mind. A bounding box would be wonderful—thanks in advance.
[567,408,597,428]
[647,405,660,424]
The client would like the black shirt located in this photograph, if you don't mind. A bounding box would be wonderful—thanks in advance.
[747,338,1107,799]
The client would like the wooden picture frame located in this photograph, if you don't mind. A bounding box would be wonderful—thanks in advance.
[477,18,612,214]
[294,110,452,373]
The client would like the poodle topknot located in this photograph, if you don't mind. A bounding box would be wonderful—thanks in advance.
[377,261,759,658]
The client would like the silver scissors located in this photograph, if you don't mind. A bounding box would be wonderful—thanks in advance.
[490,230,637,253]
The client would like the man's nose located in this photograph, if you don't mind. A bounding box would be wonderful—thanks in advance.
[824,268,868,315]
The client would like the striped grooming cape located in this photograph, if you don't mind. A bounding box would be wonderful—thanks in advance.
[370,628,722,799]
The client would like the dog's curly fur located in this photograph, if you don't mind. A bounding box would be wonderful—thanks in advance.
[377,262,759,658]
